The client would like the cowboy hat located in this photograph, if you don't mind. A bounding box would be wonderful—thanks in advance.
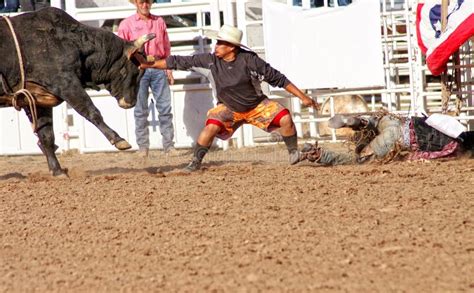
[205,24,251,50]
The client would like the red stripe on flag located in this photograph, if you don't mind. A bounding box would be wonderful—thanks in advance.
[427,14,474,75]
[416,3,428,54]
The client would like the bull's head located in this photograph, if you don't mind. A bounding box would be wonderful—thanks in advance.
[107,33,155,109]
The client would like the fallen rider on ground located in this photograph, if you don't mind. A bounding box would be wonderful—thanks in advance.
[299,112,474,165]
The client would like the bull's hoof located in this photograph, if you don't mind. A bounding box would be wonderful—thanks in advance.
[52,168,69,178]
[115,140,132,150]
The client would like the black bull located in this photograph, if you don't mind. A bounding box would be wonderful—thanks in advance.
[0,8,152,176]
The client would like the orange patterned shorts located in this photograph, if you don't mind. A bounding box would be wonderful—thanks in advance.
[206,98,290,140]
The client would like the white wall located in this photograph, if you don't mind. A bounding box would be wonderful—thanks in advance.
[0,107,64,155]
[76,85,214,153]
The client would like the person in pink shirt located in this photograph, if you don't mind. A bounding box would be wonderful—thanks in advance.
[118,0,175,158]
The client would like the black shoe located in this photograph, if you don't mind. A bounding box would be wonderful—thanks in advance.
[183,159,201,172]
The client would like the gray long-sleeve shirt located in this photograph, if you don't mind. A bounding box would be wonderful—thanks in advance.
[166,50,291,112]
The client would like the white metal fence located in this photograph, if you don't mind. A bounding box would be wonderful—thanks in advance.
[0,0,472,155]
[236,0,474,146]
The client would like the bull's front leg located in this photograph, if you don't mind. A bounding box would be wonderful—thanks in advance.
[32,108,68,176]
[64,91,131,150]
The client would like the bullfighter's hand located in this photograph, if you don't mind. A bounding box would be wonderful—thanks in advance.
[301,95,320,110]
[139,62,154,70]
[138,55,156,70]
[146,55,156,63]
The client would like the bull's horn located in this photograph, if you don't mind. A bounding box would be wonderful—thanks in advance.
[133,33,156,48]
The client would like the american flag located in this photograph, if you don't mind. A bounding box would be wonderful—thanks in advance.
[416,0,474,75]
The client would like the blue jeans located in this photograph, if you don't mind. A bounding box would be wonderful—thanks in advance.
[0,0,19,12]
[135,68,174,150]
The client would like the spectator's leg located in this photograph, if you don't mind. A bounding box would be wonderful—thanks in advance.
[150,69,175,151]
[19,0,34,11]
[34,0,50,10]
[4,0,19,12]
[134,69,152,151]
[338,0,352,6]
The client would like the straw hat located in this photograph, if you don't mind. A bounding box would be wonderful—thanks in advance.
[205,24,251,50]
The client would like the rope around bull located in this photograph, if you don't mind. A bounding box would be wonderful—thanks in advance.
[2,16,38,131]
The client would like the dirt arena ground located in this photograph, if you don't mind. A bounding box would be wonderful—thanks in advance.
[0,143,473,292]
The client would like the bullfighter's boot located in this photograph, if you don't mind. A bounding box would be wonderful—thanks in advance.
[282,133,301,165]
[184,143,209,172]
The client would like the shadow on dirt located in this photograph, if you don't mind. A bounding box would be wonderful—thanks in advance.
[0,160,268,181]
[87,166,164,176]
[85,160,263,177]
[0,172,27,180]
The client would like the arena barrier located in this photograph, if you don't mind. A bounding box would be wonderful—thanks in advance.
[1,0,472,155]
